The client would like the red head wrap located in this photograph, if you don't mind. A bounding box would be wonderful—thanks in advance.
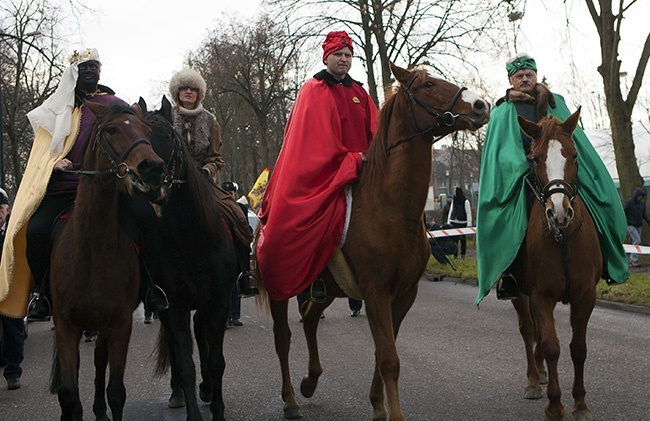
[322,31,354,61]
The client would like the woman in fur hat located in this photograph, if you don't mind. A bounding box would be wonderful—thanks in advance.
[168,68,258,297]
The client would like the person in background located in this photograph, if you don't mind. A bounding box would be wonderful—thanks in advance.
[475,52,628,304]
[447,187,472,258]
[257,30,378,303]
[168,69,258,297]
[441,194,453,225]
[623,187,650,267]
[0,48,167,325]
[0,189,25,390]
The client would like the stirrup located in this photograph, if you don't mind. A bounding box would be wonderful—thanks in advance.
[308,278,328,304]
[27,293,51,322]
[496,273,519,300]
[146,284,169,312]
[237,272,259,297]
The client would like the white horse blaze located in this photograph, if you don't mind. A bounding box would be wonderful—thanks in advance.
[545,139,568,221]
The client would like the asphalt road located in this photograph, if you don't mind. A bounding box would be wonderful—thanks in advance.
[3,279,649,420]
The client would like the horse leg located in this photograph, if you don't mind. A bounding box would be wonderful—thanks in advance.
[203,302,230,421]
[530,294,564,420]
[193,310,213,403]
[299,299,333,398]
[365,290,409,421]
[511,295,543,400]
[269,298,302,420]
[104,322,133,421]
[92,333,110,421]
[54,323,84,421]
[569,291,596,421]
[166,308,202,420]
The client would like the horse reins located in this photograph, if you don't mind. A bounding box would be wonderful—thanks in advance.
[385,75,467,156]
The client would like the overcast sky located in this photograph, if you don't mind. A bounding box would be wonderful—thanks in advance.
[59,0,649,125]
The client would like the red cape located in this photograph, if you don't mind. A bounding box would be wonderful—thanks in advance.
[257,76,378,300]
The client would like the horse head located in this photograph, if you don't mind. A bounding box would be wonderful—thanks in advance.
[519,107,582,234]
[389,62,490,138]
[85,101,167,204]
[138,96,186,186]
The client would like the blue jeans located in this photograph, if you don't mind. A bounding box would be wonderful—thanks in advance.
[627,225,642,263]
[229,285,241,320]
[0,315,25,380]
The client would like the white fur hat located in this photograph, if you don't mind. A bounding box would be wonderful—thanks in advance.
[169,68,207,105]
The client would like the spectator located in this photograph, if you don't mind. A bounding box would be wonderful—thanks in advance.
[0,188,25,390]
[441,194,453,224]
[447,187,472,258]
[623,187,650,267]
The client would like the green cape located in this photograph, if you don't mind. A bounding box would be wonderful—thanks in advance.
[475,94,629,305]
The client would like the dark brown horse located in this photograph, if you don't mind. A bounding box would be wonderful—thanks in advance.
[49,102,167,421]
[259,62,490,421]
[139,97,239,421]
[511,108,601,421]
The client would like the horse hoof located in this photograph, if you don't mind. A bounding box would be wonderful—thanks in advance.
[572,409,593,421]
[168,394,186,408]
[524,385,543,400]
[300,376,317,398]
[539,371,548,385]
[199,388,212,403]
[283,406,303,419]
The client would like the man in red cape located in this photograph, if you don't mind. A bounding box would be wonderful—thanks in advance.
[257,31,378,301]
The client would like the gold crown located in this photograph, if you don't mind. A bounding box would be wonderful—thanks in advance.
[69,48,101,65]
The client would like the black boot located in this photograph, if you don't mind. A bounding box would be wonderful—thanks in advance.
[27,293,51,322]
[238,272,259,297]
[145,284,169,312]
[496,273,519,300]
[309,277,327,303]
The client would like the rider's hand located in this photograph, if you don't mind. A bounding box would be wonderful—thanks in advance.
[54,158,73,172]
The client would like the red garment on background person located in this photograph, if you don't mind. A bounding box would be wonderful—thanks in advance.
[257,70,378,300]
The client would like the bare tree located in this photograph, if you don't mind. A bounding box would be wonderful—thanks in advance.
[584,0,650,199]
[1,0,66,196]
[265,0,522,103]
[188,15,308,190]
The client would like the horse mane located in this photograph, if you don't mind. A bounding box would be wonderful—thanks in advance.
[361,83,401,190]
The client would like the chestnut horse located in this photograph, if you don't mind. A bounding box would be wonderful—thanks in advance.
[49,102,167,421]
[511,108,601,421]
[139,97,239,421]
[259,62,490,421]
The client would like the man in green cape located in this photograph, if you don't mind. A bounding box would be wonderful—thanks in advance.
[475,53,629,305]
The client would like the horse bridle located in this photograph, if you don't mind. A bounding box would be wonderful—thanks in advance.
[385,75,467,156]
[63,110,152,178]
[526,155,581,305]
[525,157,579,208]
[142,114,187,187]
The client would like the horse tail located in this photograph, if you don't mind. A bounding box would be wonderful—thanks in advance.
[152,324,171,377]
[49,347,61,394]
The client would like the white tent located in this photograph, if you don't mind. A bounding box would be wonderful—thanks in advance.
[585,121,650,183]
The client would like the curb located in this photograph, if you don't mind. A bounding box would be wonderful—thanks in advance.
[423,273,650,316]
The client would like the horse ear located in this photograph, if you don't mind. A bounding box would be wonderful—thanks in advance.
[561,106,581,135]
[160,96,173,124]
[138,97,148,112]
[131,103,143,117]
[390,62,412,86]
[85,101,106,118]
[517,115,540,140]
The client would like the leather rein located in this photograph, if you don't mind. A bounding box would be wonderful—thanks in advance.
[386,75,467,156]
